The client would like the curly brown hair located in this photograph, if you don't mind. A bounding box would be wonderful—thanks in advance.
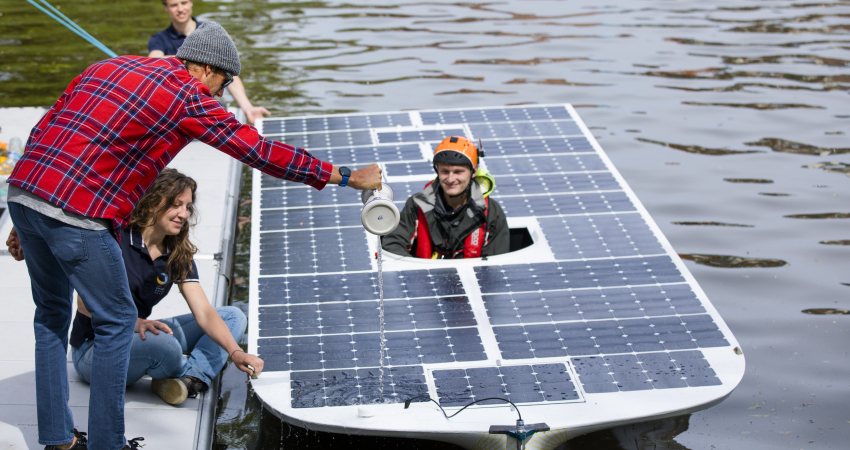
[130,168,199,282]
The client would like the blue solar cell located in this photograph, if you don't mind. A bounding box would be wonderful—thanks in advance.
[433,363,577,407]
[258,269,467,306]
[470,120,582,140]
[478,137,594,158]
[476,257,684,294]
[260,204,363,230]
[498,191,636,217]
[377,129,465,144]
[296,144,424,166]
[485,153,606,175]
[260,185,354,208]
[539,213,664,260]
[265,130,374,149]
[383,160,434,177]
[492,314,726,360]
[264,112,411,135]
[258,228,371,275]
[260,326,486,374]
[419,106,571,126]
[494,172,620,196]
[572,350,720,393]
[290,365,427,408]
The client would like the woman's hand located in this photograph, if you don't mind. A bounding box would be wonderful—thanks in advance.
[135,318,173,340]
[231,350,265,379]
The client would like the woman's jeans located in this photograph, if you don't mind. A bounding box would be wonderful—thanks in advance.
[73,306,247,388]
[9,203,137,450]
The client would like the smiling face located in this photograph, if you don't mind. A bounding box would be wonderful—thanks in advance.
[155,187,194,236]
[163,0,193,26]
[436,163,473,199]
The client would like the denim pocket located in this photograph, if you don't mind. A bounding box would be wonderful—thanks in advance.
[49,226,89,266]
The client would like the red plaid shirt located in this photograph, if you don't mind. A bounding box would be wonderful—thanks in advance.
[8,56,332,229]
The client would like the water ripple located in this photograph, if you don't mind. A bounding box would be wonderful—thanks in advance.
[679,253,788,268]
[682,101,824,110]
[745,138,850,155]
[636,137,763,156]
[672,221,755,227]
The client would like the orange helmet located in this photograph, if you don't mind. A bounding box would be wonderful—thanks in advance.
[433,136,479,171]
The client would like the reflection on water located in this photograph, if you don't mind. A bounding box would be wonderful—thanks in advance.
[679,253,787,268]
[636,137,762,156]
[3,0,847,449]
[723,178,774,184]
[682,100,824,110]
[746,138,850,155]
[672,221,754,227]
[805,161,850,174]
[784,212,850,219]
[801,308,850,315]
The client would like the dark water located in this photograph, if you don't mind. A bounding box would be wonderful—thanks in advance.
[2,1,849,449]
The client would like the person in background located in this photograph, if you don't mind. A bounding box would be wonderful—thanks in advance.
[4,21,380,450]
[382,136,509,259]
[148,0,270,124]
[70,169,261,406]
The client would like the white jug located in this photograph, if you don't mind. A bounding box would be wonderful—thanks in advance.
[360,184,399,235]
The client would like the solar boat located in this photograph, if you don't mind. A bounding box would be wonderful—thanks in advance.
[249,104,745,449]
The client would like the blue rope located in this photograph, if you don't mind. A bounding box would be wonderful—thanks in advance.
[26,0,117,57]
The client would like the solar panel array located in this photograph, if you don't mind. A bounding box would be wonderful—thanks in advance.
[253,105,729,410]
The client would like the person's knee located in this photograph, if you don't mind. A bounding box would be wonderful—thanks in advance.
[218,306,247,335]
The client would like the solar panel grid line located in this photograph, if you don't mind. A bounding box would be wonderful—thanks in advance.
[453,266,504,364]
[258,326,487,362]
[486,310,722,331]
[256,297,481,340]
[487,314,728,357]
[496,188,628,199]
[481,282,707,327]
[475,256,685,295]
[571,350,722,394]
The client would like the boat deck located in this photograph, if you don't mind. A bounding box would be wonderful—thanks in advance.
[0,107,240,449]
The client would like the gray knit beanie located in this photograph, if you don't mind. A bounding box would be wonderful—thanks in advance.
[176,21,241,75]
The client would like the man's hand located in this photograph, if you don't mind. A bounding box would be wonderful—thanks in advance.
[347,164,383,191]
[135,318,173,340]
[6,228,24,261]
[231,350,265,379]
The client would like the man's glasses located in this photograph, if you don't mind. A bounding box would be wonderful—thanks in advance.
[221,72,234,91]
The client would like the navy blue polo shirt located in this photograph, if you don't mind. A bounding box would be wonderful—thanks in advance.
[70,227,199,347]
[147,17,201,56]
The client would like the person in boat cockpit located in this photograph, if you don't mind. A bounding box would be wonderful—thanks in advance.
[382,136,509,259]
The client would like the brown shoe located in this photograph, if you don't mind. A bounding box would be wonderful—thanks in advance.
[151,378,188,406]
[44,428,87,449]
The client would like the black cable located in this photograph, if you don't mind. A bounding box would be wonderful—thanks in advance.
[404,395,522,422]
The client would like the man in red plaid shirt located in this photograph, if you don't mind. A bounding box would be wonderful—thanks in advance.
[4,21,380,450]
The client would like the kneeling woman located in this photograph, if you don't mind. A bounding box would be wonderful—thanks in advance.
[70,169,263,406]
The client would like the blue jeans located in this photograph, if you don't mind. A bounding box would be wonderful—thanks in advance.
[9,203,136,450]
[73,306,247,388]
